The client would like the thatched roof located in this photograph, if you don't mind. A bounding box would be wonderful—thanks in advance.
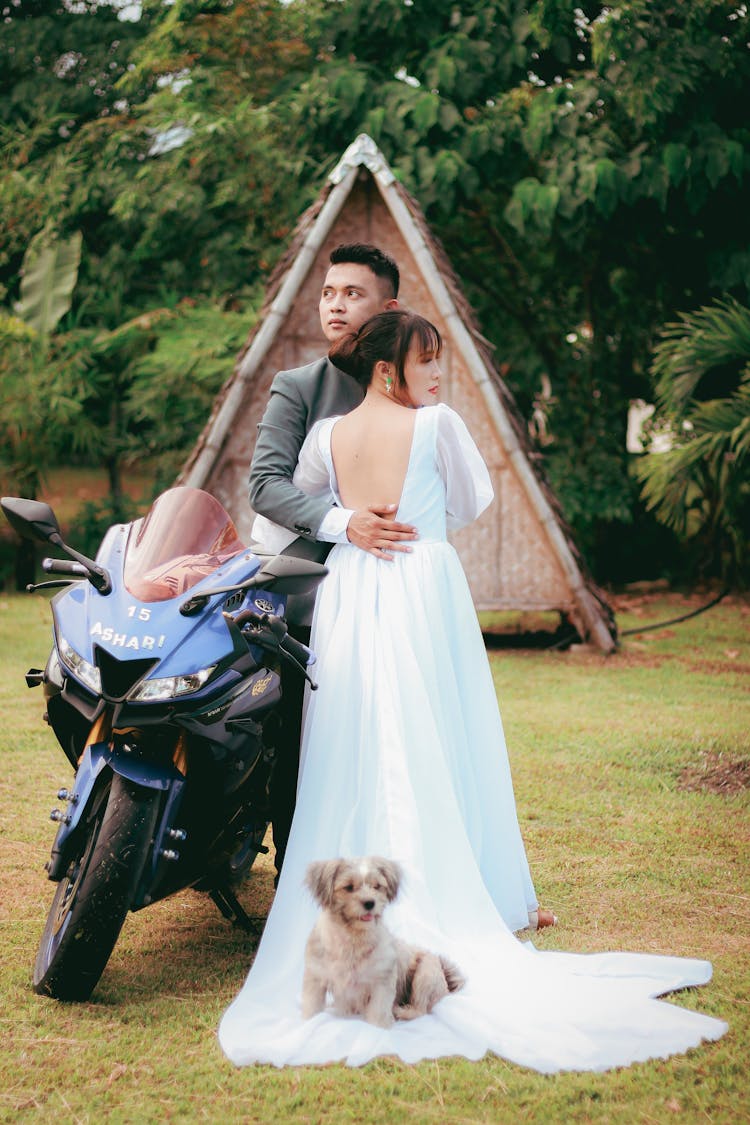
[179,134,617,652]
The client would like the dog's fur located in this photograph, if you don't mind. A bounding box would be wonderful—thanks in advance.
[301,856,464,1028]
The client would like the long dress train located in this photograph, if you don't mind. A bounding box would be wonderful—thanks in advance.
[219,404,726,1071]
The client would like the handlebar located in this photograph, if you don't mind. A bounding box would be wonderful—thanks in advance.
[224,608,317,687]
[43,557,89,577]
[231,608,265,631]
[279,632,314,667]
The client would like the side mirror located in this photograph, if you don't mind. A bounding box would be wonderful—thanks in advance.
[250,555,329,595]
[180,554,329,616]
[1,497,63,544]
[1,495,112,594]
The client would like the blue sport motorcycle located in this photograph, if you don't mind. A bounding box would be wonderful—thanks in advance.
[2,486,326,1001]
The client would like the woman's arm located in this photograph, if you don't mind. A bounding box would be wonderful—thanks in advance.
[435,405,494,530]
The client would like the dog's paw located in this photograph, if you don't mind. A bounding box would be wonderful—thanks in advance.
[369,1013,395,1028]
[440,956,465,994]
[364,1002,395,1028]
[393,1003,424,1022]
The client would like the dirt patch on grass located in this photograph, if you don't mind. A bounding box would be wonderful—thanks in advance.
[678,751,750,795]
[609,586,745,614]
[690,659,750,676]
[614,645,666,668]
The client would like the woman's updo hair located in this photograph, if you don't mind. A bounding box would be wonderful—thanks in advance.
[329,310,441,390]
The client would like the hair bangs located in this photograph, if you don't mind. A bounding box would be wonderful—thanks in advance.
[412,319,442,359]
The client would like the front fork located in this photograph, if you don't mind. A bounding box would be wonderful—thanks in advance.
[46,717,188,908]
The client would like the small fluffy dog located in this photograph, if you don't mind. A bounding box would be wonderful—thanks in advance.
[301,856,464,1028]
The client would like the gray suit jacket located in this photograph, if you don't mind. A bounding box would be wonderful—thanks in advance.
[249,356,364,622]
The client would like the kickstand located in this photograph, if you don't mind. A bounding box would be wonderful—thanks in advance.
[209,884,261,934]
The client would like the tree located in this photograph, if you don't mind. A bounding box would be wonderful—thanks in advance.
[281,0,750,574]
[0,0,313,319]
[0,0,312,567]
[0,0,155,294]
[635,297,750,583]
[0,230,89,584]
[0,230,86,497]
[3,0,749,585]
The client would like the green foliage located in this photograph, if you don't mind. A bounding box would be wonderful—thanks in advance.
[1,0,310,321]
[0,232,87,515]
[74,494,143,561]
[65,301,255,495]
[0,0,156,156]
[651,297,750,417]
[1,0,749,582]
[635,298,750,582]
[125,300,258,484]
[0,0,296,516]
[0,314,92,496]
[276,0,749,571]
[16,231,82,337]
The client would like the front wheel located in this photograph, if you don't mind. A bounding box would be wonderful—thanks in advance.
[33,774,160,1001]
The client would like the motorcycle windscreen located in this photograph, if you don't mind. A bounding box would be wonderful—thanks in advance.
[123,486,246,602]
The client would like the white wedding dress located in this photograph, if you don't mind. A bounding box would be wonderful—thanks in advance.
[219,404,726,1071]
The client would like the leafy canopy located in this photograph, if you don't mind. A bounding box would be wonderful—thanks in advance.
[1,0,749,586]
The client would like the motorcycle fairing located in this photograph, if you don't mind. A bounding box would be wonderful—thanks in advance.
[51,533,285,696]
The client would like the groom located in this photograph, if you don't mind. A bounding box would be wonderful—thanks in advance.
[249,243,417,879]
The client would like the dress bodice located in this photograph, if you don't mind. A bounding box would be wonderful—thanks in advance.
[315,403,494,544]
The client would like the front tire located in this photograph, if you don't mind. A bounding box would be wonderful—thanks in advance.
[33,774,160,1001]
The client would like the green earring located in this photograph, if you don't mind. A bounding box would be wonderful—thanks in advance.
[385,375,393,394]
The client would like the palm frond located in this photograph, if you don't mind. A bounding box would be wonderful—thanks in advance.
[651,297,750,416]
[638,298,750,579]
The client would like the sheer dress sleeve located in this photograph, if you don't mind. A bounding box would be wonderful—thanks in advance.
[435,404,494,531]
[293,418,353,543]
[291,418,336,498]
[251,419,339,551]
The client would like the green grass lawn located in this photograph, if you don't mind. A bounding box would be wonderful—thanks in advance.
[0,590,747,1123]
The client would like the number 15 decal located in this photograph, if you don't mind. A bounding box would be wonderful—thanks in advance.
[127,605,152,621]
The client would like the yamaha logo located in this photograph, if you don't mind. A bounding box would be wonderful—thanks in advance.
[253,597,275,613]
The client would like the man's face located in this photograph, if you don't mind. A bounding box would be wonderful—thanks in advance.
[319,262,397,343]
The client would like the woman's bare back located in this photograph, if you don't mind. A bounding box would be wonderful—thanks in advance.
[330,401,417,511]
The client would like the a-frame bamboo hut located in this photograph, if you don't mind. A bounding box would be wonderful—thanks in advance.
[179,134,617,652]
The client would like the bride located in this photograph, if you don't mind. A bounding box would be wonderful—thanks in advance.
[219,310,725,1071]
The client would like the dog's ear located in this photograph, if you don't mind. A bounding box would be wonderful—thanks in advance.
[305,859,341,908]
[375,858,402,902]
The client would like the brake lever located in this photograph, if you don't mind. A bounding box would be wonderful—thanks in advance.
[222,612,318,689]
[26,579,77,592]
[276,646,318,691]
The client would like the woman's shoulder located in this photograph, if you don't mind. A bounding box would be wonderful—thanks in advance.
[303,415,343,457]
[307,414,343,438]
[433,402,470,437]
[434,402,460,419]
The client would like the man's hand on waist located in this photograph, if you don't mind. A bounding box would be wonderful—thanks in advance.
[346,505,418,560]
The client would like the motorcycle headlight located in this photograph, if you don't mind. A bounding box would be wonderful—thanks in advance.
[128,664,216,702]
[58,636,102,694]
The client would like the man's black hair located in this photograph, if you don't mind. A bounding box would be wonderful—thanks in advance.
[329,243,400,298]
